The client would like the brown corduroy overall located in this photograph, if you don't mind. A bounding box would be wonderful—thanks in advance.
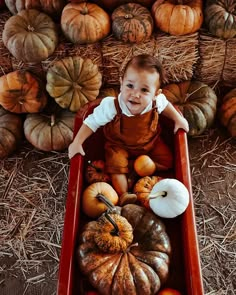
[103,99,173,174]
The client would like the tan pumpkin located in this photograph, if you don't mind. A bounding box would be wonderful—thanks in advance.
[46,56,102,112]
[23,106,75,151]
[0,70,47,113]
[0,107,22,158]
[2,9,58,63]
[204,0,236,39]
[5,0,66,18]
[162,80,218,136]
[61,2,111,44]
[78,204,171,295]
[151,0,203,36]
[219,88,236,137]
[112,3,153,43]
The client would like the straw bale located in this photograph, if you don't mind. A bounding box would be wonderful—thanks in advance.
[222,38,236,87]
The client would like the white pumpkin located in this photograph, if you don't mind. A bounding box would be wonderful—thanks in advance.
[149,178,189,218]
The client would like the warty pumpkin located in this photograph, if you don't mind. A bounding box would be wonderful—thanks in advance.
[204,0,236,39]
[162,80,218,136]
[61,2,111,44]
[151,0,203,36]
[112,3,153,43]
[0,107,22,158]
[46,56,102,112]
[78,204,171,295]
[0,70,47,113]
[2,9,58,63]
[219,88,236,137]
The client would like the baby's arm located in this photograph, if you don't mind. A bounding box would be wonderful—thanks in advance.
[68,124,94,159]
[161,102,189,133]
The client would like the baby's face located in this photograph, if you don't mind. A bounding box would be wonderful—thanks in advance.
[120,66,161,115]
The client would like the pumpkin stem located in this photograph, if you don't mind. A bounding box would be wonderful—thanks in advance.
[149,191,167,199]
[27,25,35,32]
[124,14,133,19]
[96,193,115,212]
[104,212,119,236]
[51,114,56,127]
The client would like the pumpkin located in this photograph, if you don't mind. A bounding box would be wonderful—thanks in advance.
[134,155,156,177]
[61,2,111,44]
[0,70,47,114]
[0,107,22,158]
[133,175,162,208]
[162,80,218,136]
[3,9,58,63]
[93,0,156,11]
[82,182,119,218]
[85,160,111,184]
[112,3,153,43]
[23,106,75,151]
[219,88,236,137]
[46,56,102,112]
[151,0,203,36]
[5,0,65,18]
[158,288,182,295]
[78,203,171,295]
[204,0,236,39]
[149,178,189,218]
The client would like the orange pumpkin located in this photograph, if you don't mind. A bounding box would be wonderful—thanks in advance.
[151,0,203,36]
[85,160,111,184]
[61,2,111,44]
[134,155,156,177]
[0,70,47,114]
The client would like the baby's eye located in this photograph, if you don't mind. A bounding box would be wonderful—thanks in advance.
[141,88,148,93]
[126,83,133,89]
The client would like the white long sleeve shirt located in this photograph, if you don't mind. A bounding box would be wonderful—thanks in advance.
[84,93,168,132]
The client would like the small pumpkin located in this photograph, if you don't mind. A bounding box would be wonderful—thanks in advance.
[219,88,236,137]
[149,178,189,218]
[151,0,203,36]
[133,175,162,208]
[82,182,119,218]
[162,80,218,136]
[0,107,22,158]
[204,0,236,39]
[3,9,58,63]
[23,107,75,151]
[85,160,111,184]
[61,2,111,44]
[0,70,47,114]
[134,155,156,177]
[78,204,171,295]
[112,3,153,43]
[46,56,102,112]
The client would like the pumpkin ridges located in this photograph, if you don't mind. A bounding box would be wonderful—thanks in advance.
[138,260,161,294]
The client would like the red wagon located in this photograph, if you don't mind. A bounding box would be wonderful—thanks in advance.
[57,99,204,295]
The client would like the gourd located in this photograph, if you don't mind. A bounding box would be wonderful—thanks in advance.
[133,175,162,208]
[2,9,58,63]
[219,88,236,137]
[61,2,111,44]
[149,178,189,218]
[23,107,75,151]
[82,182,119,218]
[204,0,236,39]
[85,160,111,184]
[78,203,171,295]
[134,155,156,177]
[0,70,47,113]
[46,56,102,112]
[112,3,153,43]
[151,0,203,36]
[0,107,22,158]
[162,80,217,136]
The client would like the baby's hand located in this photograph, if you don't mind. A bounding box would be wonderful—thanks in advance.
[174,117,189,133]
[68,141,85,159]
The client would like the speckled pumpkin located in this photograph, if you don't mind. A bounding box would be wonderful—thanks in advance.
[0,107,22,158]
[78,204,171,295]
[219,88,236,137]
[2,9,58,63]
[0,70,47,114]
[112,3,153,43]
[204,0,236,39]
[46,56,102,112]
[162,80,217,136]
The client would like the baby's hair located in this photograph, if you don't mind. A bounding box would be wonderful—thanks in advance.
[122,54,165,85]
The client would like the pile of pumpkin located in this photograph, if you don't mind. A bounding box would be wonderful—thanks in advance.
[77,156,190,295]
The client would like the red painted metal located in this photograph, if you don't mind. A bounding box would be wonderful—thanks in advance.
[57,100,204,295]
